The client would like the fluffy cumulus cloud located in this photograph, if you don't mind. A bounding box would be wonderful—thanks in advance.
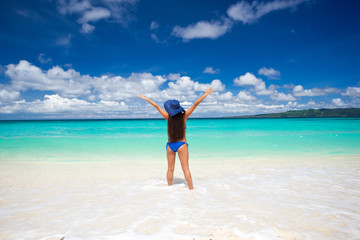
[270,92,296,101]
[4,60,170,101]
[342,87,360,97]
[1,60,358,119]
[293,85,339,97]
[0,60,228,117]
[164,77,225,101]
[234,72,262,86]
[332,98,346,107]
[258,67,281,79]
[57,0,138,34]
[93,73,167,101]
[233,72,274,95]
[5,60,92,97]
[0,88,20,101]
[0,94,128,115]
[233,72,298,101]
[237,90,257,102]
[227,0,308,23]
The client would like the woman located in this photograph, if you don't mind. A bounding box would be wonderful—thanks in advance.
[139,88,213,189]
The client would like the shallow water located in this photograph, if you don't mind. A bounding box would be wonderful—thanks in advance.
[1,118,360,162]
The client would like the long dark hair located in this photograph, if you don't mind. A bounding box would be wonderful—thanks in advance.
[167,112,185,142]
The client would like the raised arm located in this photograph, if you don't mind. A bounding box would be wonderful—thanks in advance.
[139,94,169,120]
[185,88,213,119]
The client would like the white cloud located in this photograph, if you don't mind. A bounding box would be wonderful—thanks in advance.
[55,34,72,47]
[293,85,316,96]
[4,60,171,101]
[81,23,95,33]
[216,91,234,101]
[324,87,339,94]
[167,73,180,81]
[29,94,92,113]
[0,94,128,115]
[38,53,52,64]
[76,7,111,33]
[207,102,291,116]
[234,72,262,86]
[102,0,138,23]
[258,67,281,79]
[170,0,308,42]
[172,19,232,41]
[293,85,339,97]
[203,66,220,74]
[237,90,257,102]
[342,87,360,97]
[194,79,225,92]
[94,73,167,100]
[285,100,321,109]
[57,0,137,34]
[1,60,358,118]
[57,0,92,14]
[210,79,226,92]
[332,98,345,107]
[151,33,159,42]
[227,0,307,24]
[150,21,159,30]
[0,88,20,102]
[78,7,111,23]
[165,77,197,99]
[5,60,92,98]
[234,72,300,102]
[162,77,225,101]
[270,92,296,101]
[150,33,166,44]
[233,72,274,95]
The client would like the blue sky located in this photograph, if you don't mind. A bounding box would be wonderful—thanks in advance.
[0,0,360,119]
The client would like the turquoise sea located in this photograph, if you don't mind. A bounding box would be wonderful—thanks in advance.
[1,118,359,162]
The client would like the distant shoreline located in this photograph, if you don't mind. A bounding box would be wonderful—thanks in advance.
[226,108,360,119]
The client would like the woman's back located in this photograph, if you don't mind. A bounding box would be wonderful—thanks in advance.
[167,112,186,142]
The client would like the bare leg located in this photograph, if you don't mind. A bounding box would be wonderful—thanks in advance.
[178,144,193,190]
[166,145,176,186]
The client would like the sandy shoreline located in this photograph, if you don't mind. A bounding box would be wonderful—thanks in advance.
[1,156,360,240]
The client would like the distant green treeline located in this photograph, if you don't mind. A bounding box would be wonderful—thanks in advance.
[229,108,360,119]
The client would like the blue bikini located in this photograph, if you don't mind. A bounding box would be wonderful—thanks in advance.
[166,142,188,152]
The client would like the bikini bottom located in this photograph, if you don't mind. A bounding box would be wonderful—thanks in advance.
[166,141,188,153]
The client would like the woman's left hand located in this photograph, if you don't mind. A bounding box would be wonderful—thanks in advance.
[205,88,213,96]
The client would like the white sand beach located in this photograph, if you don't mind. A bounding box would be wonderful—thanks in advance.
[1,155,360,240]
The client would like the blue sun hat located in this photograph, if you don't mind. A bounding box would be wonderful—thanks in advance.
[164,100,185,116]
